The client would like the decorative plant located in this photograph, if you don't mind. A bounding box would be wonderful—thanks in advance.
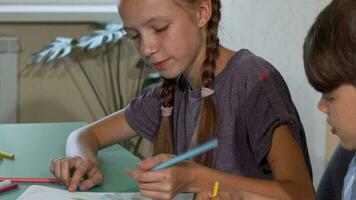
[28,21,160,158]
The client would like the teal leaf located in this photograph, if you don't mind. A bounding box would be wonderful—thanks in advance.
[58,45,72,58]
[46,48,62,63]
[112,30,126,43]
[28,37,73,64]
[105,21,123,31]
[77,21,126,50]
[88,35,105,49]
[76,35,94,48]
[147,72,160,79]
[77,33,104,49]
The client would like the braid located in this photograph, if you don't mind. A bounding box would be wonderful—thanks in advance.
[161,79,176,108]
[153,1,222,167]
[202,0,221,87]
[193,0,221,167]
[153,79,176,155]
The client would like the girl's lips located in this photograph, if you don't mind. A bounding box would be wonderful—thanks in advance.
[153,59,169,70]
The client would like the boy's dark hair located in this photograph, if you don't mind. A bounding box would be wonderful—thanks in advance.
[303,0,356,93]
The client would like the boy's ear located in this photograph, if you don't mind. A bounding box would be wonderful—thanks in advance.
[195,0,212,27]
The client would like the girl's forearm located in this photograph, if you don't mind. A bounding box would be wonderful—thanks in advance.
[65,128,101,164]
[186,166,316,200]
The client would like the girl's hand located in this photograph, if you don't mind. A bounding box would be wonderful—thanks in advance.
[127,154,197,200]
[50,156,103,192]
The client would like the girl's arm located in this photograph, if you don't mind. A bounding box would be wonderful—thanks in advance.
[188,124,316,200]
[129,124,316,200]
[66,109,137,160]
[195,189,283,200]
[51,109,137,191]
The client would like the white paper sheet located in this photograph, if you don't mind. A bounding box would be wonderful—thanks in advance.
[17,185,193,200]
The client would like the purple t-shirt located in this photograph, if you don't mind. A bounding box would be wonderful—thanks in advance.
[124,49,312,180]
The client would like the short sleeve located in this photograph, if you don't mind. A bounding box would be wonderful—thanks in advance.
[244,60,296,166]
[124,83,162,141]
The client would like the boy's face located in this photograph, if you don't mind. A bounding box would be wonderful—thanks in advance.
[318,84,356,150]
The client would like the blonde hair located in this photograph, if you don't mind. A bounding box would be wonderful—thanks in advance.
[153,0,221,168]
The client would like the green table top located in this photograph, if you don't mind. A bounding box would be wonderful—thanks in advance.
[0,122,140,200]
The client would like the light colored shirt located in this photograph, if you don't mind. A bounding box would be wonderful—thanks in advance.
[342,153,356,200]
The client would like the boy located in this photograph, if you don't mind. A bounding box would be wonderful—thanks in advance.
[303,0,356,199]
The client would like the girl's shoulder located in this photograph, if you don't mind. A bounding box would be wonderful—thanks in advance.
[214,49,292,105]
[216,49,281,82]
[215,49,286,88]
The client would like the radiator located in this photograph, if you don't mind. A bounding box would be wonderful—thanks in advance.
[0,37,19,123]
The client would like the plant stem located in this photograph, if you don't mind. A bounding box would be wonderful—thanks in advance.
[133,136,143,158]
[105,45,118,112]
[135,64,146,97]
[63,60,97,121]
[75,58,109,116]
[116,42,124,108]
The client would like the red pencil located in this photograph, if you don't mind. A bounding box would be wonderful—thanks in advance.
[0,178,59,183]
[0,183,19,193]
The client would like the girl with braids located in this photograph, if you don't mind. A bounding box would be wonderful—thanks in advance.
[50,0,316,199]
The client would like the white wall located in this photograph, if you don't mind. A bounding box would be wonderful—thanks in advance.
[219,0,331,186]
[0,37,19,123]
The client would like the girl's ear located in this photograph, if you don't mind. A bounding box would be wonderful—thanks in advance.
[195,0,212,27]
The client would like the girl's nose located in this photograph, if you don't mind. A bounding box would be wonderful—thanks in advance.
[318,98,329,114]
[140,36,158,58]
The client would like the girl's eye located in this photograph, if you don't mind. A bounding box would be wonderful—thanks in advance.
[155,25,168,32]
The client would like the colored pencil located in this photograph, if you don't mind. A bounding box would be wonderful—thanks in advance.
[152,138,218,171]
[0,178,59,183]
[0,179,12,189]
[0,183,18,193]
[211,181,220,198]
[0,151,15,159]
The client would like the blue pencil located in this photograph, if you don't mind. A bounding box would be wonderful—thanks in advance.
[152,139,218,171]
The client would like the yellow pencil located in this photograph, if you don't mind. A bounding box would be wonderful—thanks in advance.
[211,181,219,198]
[0,151,15,159]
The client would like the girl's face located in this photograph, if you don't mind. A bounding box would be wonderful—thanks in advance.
[119,0,208,79]
[318,84,356,150]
